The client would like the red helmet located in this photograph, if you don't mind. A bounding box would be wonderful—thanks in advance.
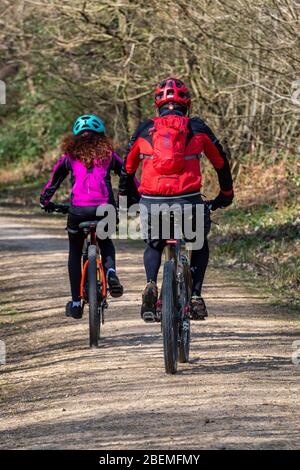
[154,77,191,109]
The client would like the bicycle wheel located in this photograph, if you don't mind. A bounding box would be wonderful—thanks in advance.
[88,245,101,347]
[162,260,178,374]
[178,315,190,363]
[178,263,191,363]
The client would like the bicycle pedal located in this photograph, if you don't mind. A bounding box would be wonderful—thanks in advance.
[142,311,158,323]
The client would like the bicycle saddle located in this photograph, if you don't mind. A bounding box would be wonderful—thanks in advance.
[79,220,99,230]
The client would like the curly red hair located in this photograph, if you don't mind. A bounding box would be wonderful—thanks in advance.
[61,132,113,168]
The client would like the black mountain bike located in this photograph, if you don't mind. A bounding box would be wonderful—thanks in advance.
[158,202,211,374]
[47,204,107,348]
[159,237,193,374]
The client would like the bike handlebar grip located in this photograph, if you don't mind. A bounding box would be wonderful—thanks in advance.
[52,204,70,214]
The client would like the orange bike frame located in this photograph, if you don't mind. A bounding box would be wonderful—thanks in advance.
[80,257,107,300]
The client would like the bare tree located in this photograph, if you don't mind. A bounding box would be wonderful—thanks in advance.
[0,0,299,160]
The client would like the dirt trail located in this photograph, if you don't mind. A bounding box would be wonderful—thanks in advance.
[0,207,299,450]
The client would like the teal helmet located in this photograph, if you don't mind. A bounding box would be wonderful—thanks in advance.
[72,114,106,135]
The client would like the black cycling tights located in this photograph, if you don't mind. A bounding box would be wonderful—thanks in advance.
[68,232,115,301]
[144,240,209,296]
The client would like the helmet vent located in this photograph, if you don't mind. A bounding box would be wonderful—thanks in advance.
[159,80,167,88]
[167,89,174,96]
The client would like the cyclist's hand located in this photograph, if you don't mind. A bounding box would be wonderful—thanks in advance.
[40,202,55,213]
[59,204,70,214]
[210,191,234,211]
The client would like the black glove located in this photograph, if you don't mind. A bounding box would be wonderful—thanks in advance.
[119,169,140,207]
[40,202,55,213]
[210,191,234,211]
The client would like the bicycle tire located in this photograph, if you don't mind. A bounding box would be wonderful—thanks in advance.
[162,260,178,374]
[178,263,191,363]
[178,316,190,363]
[88,244,101,347]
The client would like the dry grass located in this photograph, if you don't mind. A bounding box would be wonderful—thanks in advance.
[202,158,299,206]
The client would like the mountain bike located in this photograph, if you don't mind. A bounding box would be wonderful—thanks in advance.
[158,202,212,374]
[150,208,193,374]
[46,203,107,348]
[157,236,192,374]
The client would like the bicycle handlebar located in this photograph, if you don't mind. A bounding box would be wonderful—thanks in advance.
[53,204,70,214]
[41,203,70,214]
[204,200,212,211]
[44,201,211,215]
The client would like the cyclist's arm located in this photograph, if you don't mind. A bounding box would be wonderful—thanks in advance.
[202,133,233,196]
[40,155,70,206]
[113,151,140,197]
[191,118,234,196]
[119,120,151,198]
[111,151,124,176]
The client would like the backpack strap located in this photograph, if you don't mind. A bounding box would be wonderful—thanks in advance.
[140,154,153,160]
[184,154,202,160]
[140,153,202,161]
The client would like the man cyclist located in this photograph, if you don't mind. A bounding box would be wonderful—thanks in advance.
[119,78,234,322]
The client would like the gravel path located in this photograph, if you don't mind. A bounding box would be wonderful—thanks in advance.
[0,208,299,449]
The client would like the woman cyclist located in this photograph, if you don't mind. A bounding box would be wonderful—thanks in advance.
[40,115,125,319]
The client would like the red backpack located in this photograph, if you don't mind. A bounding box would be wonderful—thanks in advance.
[149,115,189,175]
